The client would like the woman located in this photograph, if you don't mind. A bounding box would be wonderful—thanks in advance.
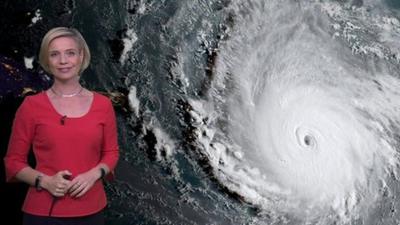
[4,27,119,225]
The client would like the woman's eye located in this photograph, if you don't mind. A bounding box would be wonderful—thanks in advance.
[66,51,76,56]
[50,52,59,57]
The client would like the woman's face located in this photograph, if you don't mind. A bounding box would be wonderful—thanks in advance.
[47,36,83,81]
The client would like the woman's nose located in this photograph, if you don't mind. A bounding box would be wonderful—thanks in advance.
[59,53,68,64]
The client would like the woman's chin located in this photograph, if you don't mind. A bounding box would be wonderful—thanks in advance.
[52,73,79,81]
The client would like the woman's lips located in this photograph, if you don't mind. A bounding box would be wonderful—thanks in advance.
[58,67,72,73]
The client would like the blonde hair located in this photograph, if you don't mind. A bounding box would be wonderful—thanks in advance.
[39,27,91,74]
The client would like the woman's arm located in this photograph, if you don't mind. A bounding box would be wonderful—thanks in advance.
[98,99,120,179]
[4,97,35,183]
[15,167,71,197]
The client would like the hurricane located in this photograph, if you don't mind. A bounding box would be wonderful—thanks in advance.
[184,0,400,224]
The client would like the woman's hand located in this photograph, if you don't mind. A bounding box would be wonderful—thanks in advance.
[67,168,101,198]
[41,170,72,197]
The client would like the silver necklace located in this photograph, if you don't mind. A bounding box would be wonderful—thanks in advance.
[50,86,83,97]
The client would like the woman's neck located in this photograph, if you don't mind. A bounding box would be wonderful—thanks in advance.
[51,80,82,96]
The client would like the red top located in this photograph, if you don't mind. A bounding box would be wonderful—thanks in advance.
[4,91,119,217]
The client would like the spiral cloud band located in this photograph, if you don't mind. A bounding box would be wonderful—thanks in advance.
[189,1,400,223]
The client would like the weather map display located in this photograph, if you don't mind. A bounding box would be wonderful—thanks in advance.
[1,0,400,225]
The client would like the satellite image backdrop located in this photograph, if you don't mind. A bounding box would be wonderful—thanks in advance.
[1,0,400,224]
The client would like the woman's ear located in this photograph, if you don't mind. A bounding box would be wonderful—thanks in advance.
[79,50,84,62]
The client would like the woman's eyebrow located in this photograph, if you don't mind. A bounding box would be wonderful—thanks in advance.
[49,48,78,52]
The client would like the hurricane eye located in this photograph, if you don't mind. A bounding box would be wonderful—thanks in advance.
[295,127,317,149]
[304,135,312,146]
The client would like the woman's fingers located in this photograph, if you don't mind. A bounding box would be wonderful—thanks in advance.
[66,171,97,198]
[53,187,65,197]
[75,185,90,198]
[68,180,81,193]
[69,181,86,197]
[69,181,92,198]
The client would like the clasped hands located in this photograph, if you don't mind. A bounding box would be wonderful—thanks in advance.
[40,169,101,198]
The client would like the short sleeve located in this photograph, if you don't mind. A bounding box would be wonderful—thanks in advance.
[4,96,36,182]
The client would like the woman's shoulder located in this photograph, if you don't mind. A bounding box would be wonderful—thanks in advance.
[22,91,46,104]
[92,91,113,107]
[16,91,46,116]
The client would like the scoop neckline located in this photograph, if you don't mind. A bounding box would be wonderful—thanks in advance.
[43,90,96,119]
